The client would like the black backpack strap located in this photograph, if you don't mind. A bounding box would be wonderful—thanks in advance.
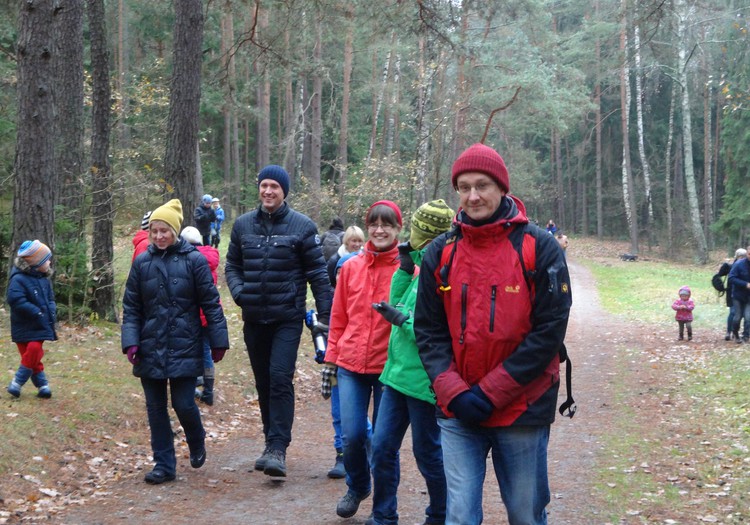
[512,224,576,419]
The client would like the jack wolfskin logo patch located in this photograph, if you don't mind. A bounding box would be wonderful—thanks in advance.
[505,284,521,293]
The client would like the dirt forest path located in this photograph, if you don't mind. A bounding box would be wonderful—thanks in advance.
[56,260,626,525]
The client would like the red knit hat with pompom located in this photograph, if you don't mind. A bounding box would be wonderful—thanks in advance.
[451,143,510,193]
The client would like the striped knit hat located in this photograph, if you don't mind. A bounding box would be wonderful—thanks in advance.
[140,211,153,231]
[409,199,454,250]
[18,240,52,268]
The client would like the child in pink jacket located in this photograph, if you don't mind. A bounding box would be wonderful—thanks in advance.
[672,286,695,341]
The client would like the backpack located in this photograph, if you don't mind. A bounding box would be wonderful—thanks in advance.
[711,272,726,296]
[320,231,343,260]
[438,222,576,418]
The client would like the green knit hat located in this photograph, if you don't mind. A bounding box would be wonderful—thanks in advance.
[409,199,454,250]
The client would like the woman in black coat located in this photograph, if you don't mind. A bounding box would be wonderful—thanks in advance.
[122,199,229,484]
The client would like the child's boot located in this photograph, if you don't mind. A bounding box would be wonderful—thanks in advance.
[31,371,52,398]
[199,368,214,406]
[7,365,33,398]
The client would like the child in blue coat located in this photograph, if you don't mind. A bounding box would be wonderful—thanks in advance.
[6,240,57,398]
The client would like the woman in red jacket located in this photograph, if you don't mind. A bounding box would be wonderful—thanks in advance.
[324,200,402,519]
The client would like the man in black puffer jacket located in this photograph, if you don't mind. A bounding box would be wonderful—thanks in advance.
[225,164,333,478]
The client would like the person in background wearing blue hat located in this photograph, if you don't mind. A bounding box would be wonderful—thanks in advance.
[225,164,333,478]
[6,240,57,399]
[194,194,217,247]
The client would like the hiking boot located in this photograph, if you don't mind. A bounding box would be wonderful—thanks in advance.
[263,449,287,477]
[336,489,371,518]
[327,449,345,479]
[254,446,272,471]
[725,332,732,341]
[189,442,206,469]
[144,469,176,484]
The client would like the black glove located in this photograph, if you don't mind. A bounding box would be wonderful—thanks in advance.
[397,242,415,275]
[372,301,409,327]
[311,322,329,338]
[448,389,493,425]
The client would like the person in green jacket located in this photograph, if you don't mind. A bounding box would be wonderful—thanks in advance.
[367,199,454,525]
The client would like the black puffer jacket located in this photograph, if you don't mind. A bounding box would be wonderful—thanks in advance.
[6,266,57,343]
[225,202,333,324]
[122,238,229,379]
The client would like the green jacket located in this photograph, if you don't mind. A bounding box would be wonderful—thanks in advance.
[379,249,436,404]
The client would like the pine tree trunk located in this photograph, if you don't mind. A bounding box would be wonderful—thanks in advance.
[336,2,353,220]
[88,0,116,321]
[309,10,323,224]
[164,0,204,213]
[12,0,57,253]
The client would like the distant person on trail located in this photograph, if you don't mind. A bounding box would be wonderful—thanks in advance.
[326,225,365,289]
[181,226,221,406]
[368,199,454,525]
[717,249,747,341]
[728,247,750,343]
[131,210,152,262]
[210,197,225,248]
[323,200,403,519]
[671,286,695,341]
[122,199,229,485]
[6,240,56,399]
[194,194,217,247]
[546,219,557,235]
[320,217,346,261]
[225,164,333,479]
[415,143,572,525]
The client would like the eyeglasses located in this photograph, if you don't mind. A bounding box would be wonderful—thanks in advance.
[456,182,495,196]
[367,223,395,232]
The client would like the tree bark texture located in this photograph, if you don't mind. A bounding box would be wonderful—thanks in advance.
[88,0,116,321]
[164,0,204,214]
[12,0,57,253]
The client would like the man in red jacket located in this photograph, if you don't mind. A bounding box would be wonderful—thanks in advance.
[415,143,572,525]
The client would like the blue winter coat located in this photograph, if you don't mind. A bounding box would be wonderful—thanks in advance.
[121,238,229,379]
[225,202,333,324]
[6,266,57,343]
[729,257,750,304]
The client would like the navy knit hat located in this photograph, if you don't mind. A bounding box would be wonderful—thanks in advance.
[258,165,290,197]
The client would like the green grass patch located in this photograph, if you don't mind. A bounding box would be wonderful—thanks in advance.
[580,258,726,328]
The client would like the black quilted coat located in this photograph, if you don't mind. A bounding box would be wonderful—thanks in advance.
[122,238,229,379]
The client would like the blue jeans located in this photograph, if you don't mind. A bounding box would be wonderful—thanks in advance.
[331,384,373,451]
[244,320,302,450]
[141,377,205,476]
[371,386,446,525]
[727,305,749,337]
[337,367,383,496]
[202,331,213,369]
[439,419,550,525]
[732,299,750,338]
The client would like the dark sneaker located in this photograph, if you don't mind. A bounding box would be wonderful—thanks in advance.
[263,449,287,477]
[144,469,176,484]
[327,451,345,479]
[254,446,272,471]
[336,489,371,518]
[725,332,732,341]
[190,444,206,469]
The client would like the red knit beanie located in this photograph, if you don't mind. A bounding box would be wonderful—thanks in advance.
[451,143,510,193]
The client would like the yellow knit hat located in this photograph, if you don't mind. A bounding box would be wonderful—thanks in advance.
[149,199,183,234]
[409,199,454,250]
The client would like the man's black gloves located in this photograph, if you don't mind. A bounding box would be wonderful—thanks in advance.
[448,385,493,424]
[372,301,409,327]
[397,242,415,275]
